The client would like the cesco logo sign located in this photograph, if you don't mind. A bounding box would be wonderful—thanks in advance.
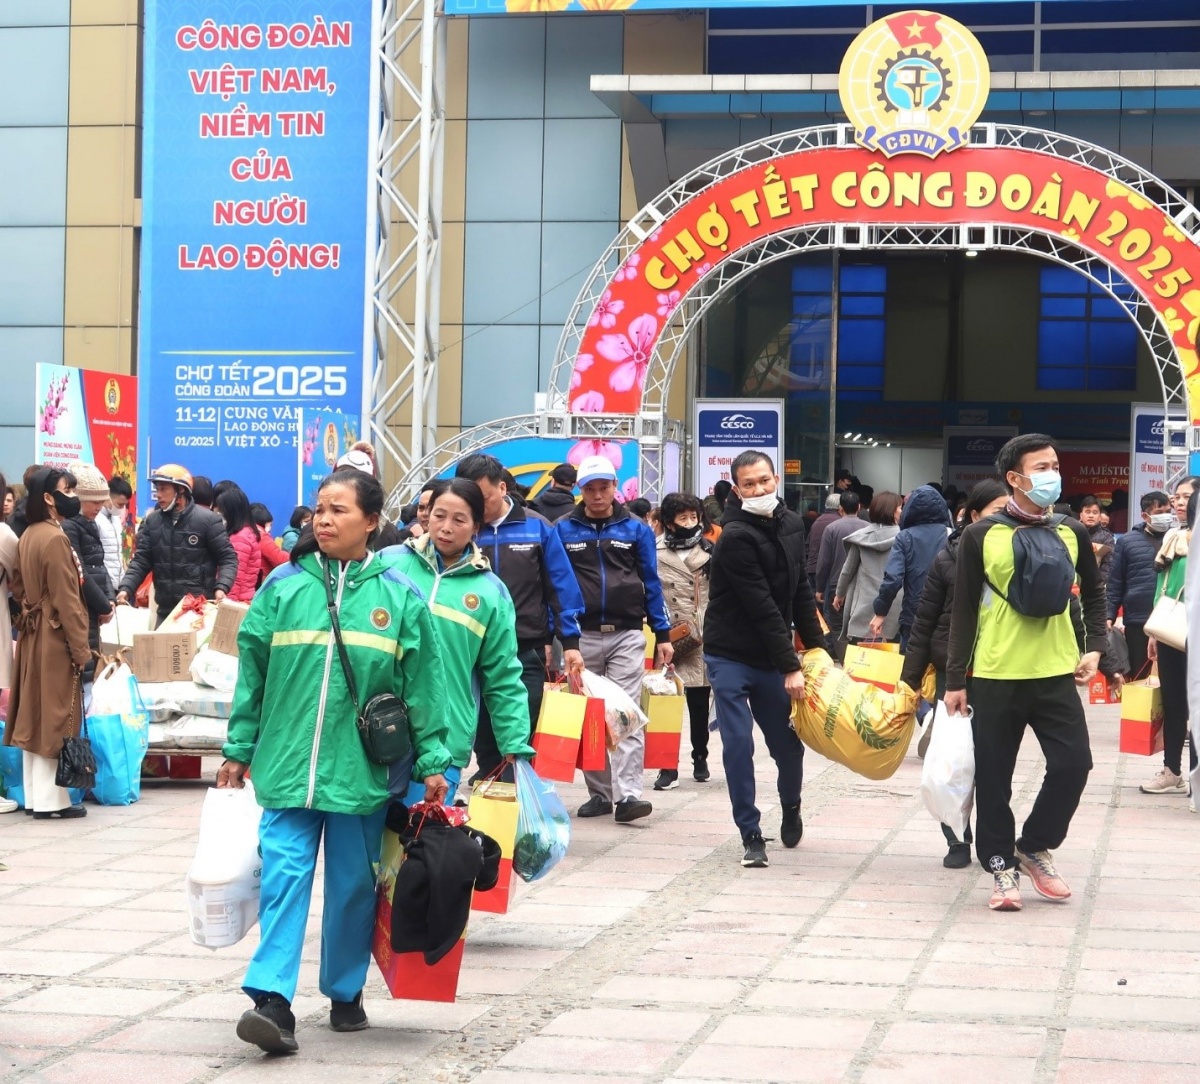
[719,414,757,430]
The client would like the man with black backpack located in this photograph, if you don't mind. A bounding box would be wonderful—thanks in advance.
[945,434,1106,913]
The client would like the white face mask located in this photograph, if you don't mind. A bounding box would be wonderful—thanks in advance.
[740,492,779,517]
[1149,512,1175,533]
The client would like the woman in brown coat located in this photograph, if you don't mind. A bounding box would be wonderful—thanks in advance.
[653,492,714,790]
[3,467,92,818]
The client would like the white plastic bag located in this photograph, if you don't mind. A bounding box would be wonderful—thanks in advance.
[185,780,263,949]
[189,648,239,692]
[579,669,650,743]
[920,701,975,840]
[91,659,140,718]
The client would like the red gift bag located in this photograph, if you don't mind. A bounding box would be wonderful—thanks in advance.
[576,696,608,772]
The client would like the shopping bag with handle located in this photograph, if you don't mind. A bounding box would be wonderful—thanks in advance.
[920,701,975,840]
[1119,668,1163,756]
[88,658,151,805]
[843,642,905,693]
[641,666,685,770]
[468,772,519,914]
[531,681,586,782]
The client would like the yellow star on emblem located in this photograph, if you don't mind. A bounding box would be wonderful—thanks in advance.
[905,19,926,39]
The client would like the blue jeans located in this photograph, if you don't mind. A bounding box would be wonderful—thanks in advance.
[243,805,388,1004]
[705,654,804,839]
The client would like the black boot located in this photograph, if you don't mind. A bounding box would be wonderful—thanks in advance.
[237,993,298,1054]
[693,754,710,782]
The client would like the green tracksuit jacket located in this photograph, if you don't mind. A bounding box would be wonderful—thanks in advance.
[381,537,535,769]
[223,551,452,815]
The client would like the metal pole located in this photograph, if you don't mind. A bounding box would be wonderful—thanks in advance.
[828,247,840,488]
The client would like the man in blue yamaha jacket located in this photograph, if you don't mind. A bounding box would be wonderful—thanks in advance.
[557,456,673,824]
[455,455,586,780]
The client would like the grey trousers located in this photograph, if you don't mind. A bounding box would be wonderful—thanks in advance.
[580,629,648,802]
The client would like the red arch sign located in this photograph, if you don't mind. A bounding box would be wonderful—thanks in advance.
[566,145,1200,421]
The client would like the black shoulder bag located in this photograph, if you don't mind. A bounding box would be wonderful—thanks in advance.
[323,560,413,767]
[56,667,97,789]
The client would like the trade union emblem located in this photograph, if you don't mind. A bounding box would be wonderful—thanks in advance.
[463,593,480,612]
[104,378,121,415]
[839,9,990,159]
[370,607,391,631]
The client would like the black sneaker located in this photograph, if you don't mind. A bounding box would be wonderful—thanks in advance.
[237,993,299,1054]
[614,798,652,823]
[330,991,368,1032]
[742,831,769,868]
[32,804,87,820]
[653,769,679,791]
[780,803,803,848]
[943,843,972,869]
[577,795,613,818]
[693,756,710,782]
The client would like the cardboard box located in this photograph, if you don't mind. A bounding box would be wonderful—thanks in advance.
[208,600,250,658]
[131,631,198,683]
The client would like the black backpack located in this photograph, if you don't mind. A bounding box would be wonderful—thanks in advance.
[983,512,1076,618]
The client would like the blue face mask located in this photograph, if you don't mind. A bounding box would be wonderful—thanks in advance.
[1017,470,1061,509]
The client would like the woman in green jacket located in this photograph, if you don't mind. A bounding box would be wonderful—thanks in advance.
[219,469,451,1055]
[383,477,534,798]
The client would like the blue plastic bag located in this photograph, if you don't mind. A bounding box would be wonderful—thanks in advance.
[0,725,85,808]
[512,757,571,883]
[87,662,150,806]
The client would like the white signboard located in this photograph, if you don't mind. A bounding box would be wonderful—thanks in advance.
[942,426,1017,492]
[1130,402,1186,503]
[692,399,784,497]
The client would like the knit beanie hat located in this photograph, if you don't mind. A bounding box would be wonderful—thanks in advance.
[68,461,110,501]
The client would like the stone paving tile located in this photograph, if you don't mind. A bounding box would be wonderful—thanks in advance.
[745,980,900,1011]
[474,1074,640,1084]
[1055,1060,1200,1084]
[673,1042,855,1081]
[1,950,119,976]
[878,1020,1047,1057]
[8,927,168,954]
[87,954,247,982]
[499,1035,681,1074]
[640,950,770,978]
[0,1013,120,1046]
[903,986,1058,1017]
[768,955,915,984]
[541,1007,710,1042]
[31,1051,219,1084]
[1068,992,1200,1025]
[593,975,741,1005]
[706,1013,875,1050]
[1,984,181,1017]
[860,1053,1038,1083]
[214,1061,402,1083]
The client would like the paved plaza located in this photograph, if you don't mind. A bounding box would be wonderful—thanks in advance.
[1,695,1197,1083]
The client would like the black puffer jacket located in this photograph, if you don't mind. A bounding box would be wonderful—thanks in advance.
[704,495,825,674]
[118,500,238,618]
[529,487,576,522]
[1107,523,1164,623]
[62,513,115,662]
[900,530,959,689]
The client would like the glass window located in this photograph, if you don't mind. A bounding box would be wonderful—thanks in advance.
[1036,265,1137,392]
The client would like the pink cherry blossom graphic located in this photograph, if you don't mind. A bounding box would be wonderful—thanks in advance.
[615,253,641,282]
[570,390,606,413]
[587,290,625,330]
[621,477,640,502]
[695,262,713,278]
[568,440,623,469]
[570,353,594,390]
[656,290,681,318]
[597,313,659,394]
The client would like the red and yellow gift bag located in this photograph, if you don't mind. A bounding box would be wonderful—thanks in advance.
[467,780,519,915]
[1119,674,1164,756]
[1089,674,1122,705]
[531,683,586,782]
[372,828,465,1002]
[843,642,904,693]
[641,669,686,770]
[576,695,609,772]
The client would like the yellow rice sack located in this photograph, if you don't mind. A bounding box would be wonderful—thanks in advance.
[789,649,918,780]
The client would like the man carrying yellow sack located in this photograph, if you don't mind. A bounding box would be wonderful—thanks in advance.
[704,450,826,869]
[945,433,1105,913]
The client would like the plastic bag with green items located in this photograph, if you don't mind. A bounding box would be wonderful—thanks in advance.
[512,758,571,883]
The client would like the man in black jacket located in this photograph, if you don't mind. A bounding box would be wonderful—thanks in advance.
[1107,489,1172,677]
[529,464,577,522]
[62,462,116,672]
[116,464,238,625]
[704,451,825,868]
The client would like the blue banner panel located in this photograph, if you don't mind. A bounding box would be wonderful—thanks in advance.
[446,1,1085,12]
[141,2,374,522]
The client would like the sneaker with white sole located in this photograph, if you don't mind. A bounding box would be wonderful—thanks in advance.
[1140,767,1187,795]
[989,868,1022,911]
[0,796,17,814]
[1017,848,1071,901]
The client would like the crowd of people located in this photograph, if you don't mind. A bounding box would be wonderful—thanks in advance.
[0,433,1186,1056]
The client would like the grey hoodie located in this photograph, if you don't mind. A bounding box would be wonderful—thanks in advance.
[837,523,902,641]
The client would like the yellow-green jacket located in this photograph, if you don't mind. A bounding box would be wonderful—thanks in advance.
[223,551,452,815]
[381,536,535,768]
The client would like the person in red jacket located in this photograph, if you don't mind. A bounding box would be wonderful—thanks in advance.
[251,502,288,582]
[215,486,262,602]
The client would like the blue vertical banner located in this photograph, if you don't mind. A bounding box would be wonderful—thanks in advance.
[141,2,377,521]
